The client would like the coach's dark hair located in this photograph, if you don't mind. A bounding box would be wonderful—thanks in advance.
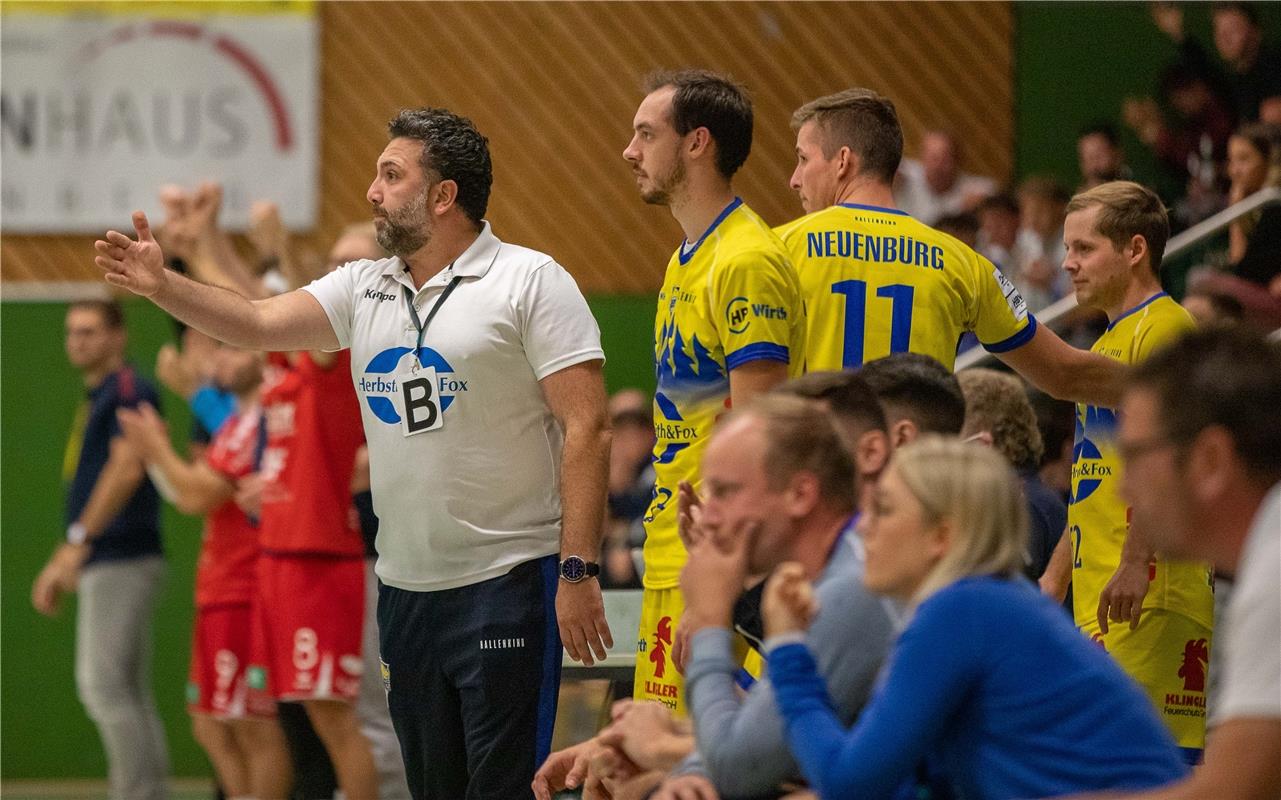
[388,108,492,226]
[68,298,126,330]
[792,88,903,184]
[859,353,966,436]
[1129,327,1281,482]
[645,69,753,179]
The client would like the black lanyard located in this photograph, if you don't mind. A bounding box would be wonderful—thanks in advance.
[403,275,463,356]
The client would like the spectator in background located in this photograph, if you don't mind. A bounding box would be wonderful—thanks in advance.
[895,130,996,225]
[977,192,1023,274]
[1226,122,1281,287]
[602,396,654,589]
[1028,389,1075,506]
[1123,64,1234,222]
[32,299,169,800]
[933,211,980,249]
[1182,282,1246,327]
[1078,122,1133,190]
[1015,177,1071,312]
[958,368,1066,580]
[1261,95,1281,126]
[1152,2,1281,124]
[1183,122,1281,332]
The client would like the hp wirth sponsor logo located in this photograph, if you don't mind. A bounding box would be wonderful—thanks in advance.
[363,288,397,303]
[479,637,526,650]
[359,346,468,425]
[726,296,751,333]
[725,295,789,334]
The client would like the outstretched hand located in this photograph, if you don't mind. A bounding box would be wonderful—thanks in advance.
[94,211,168,297]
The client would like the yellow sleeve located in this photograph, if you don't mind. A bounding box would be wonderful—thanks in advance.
[710,249,802,370]
[969,251,1036,352]
[1133,307,1196,363]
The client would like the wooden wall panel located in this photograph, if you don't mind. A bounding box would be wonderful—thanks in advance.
[1,1,1012,295]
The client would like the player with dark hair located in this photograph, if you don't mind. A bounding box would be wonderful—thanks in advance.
[94,106,611,799]
[622,69,804,712]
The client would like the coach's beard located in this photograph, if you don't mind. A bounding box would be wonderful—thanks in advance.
[374,192,431,256]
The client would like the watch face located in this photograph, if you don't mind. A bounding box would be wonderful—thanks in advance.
[561,557,586,582]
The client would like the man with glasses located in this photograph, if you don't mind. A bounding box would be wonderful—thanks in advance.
[1077,326,1280,800]
[1042,181,1214,764]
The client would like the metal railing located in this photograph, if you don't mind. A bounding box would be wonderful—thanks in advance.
[956,186,1281,369]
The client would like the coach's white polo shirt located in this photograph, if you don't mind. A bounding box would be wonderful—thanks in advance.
[302,222,605,591]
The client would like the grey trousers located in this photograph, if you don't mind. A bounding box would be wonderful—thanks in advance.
[359,558,411,800]
[75,555,169,800]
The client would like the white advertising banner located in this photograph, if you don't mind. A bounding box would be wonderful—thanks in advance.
[1,2,317,232]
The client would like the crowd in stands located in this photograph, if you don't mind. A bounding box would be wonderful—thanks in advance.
[32,9,1281,799]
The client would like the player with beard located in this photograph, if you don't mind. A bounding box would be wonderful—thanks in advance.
[622,69,805,714]
[94,107,611,800]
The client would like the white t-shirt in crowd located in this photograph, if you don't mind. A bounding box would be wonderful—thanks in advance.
[1217,481,1281,721]
[895,158,996,226]
[303,222,605,591]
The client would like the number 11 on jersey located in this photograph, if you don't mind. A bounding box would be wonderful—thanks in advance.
[832,280,915,368]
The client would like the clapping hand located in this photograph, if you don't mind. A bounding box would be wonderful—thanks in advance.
[761,563,819,638]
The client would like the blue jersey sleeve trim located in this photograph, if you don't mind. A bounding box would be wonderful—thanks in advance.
[725,342,790,370]
[1106,292,1169,331]
[982,314,1038,354]
[678,197,744,265]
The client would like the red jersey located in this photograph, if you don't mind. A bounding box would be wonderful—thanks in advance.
[258,351,365,556]
[198,405,263,608]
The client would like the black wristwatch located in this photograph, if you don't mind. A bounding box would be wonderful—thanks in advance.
[558,555,600,583]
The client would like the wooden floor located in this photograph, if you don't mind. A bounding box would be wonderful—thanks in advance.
[1,683,618,799]
[0,779,213,800]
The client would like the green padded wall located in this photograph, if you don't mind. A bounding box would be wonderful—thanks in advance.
[0,295,656,779]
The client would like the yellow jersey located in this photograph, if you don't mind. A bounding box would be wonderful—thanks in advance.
[774,203,1034,370]
[1069,293,1213,629]
[644,198,806,589]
